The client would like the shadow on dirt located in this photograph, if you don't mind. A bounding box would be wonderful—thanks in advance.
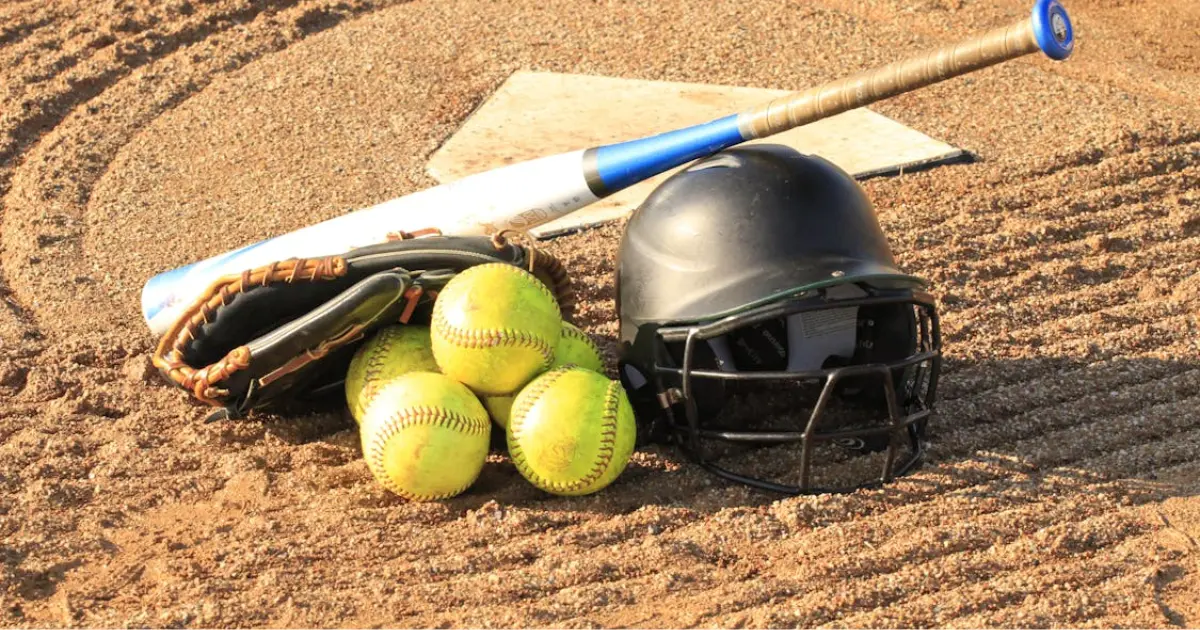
[0,549,83,603]
[243,354,1198,516]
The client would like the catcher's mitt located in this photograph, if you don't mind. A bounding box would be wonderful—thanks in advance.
[151,231,574,421]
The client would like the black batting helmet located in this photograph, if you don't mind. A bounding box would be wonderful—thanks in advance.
[615,144,942,495]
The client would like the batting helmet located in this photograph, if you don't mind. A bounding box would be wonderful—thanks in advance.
[615,144,943,494]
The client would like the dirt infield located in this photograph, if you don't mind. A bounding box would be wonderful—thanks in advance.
[1,0,1198,626]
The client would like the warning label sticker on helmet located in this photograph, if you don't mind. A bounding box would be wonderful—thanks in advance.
[798,307,858,337]
[786,307,858,371]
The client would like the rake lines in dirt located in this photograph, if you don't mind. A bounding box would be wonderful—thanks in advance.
[902,154,1198,255]
[945,260,1195,340]
[940,356,1195,436]
[947,294,1193,357]
[877,131,1199,235]
[630,504,1148,628]
[944,310,1194,370]
[935,358,1200,454]
[369,486,1140,625]
[0,0,400,341]
[940,333,1194,402]
[837,532,1165,627]
[708,398,1195,558]
[0,4,66,50]
[920,219,1198,296]
[0,0,308,174]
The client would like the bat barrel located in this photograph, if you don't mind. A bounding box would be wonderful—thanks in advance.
[737,0,1074,139]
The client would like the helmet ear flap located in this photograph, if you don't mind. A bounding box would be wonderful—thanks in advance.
[618,334,732,446]
[853,301,920,367]
[827,302,922,452]
[618,361,669,446]
[661,337,729,426]
[841,302,918,384]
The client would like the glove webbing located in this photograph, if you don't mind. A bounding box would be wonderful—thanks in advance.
[151,255,382,406]
[390,227,575,319]
[491,229,576,320]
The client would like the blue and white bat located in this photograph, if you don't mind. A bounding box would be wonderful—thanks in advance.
[142,0,1073,336]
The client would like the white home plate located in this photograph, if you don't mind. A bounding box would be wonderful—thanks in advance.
[427,71,967,238]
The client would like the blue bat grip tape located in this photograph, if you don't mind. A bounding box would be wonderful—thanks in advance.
[591,114,746,194]
[1032,0,1074,61]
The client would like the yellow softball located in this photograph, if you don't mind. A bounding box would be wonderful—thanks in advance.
[345,325,438,423]
[431,263,562,396]
[483,394,516,430]
[507,366,637,496]
[359,371,491,501]
[554,322,605,373]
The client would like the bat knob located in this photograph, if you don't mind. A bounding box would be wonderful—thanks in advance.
[1032,0,1074,60]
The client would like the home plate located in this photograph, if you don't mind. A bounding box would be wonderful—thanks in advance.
[427,71,969,238]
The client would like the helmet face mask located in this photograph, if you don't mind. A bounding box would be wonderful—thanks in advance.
[615,144,945,495]
[622,285,941,494]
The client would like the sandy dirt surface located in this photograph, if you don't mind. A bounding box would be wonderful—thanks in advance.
[1,0,1199,626]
